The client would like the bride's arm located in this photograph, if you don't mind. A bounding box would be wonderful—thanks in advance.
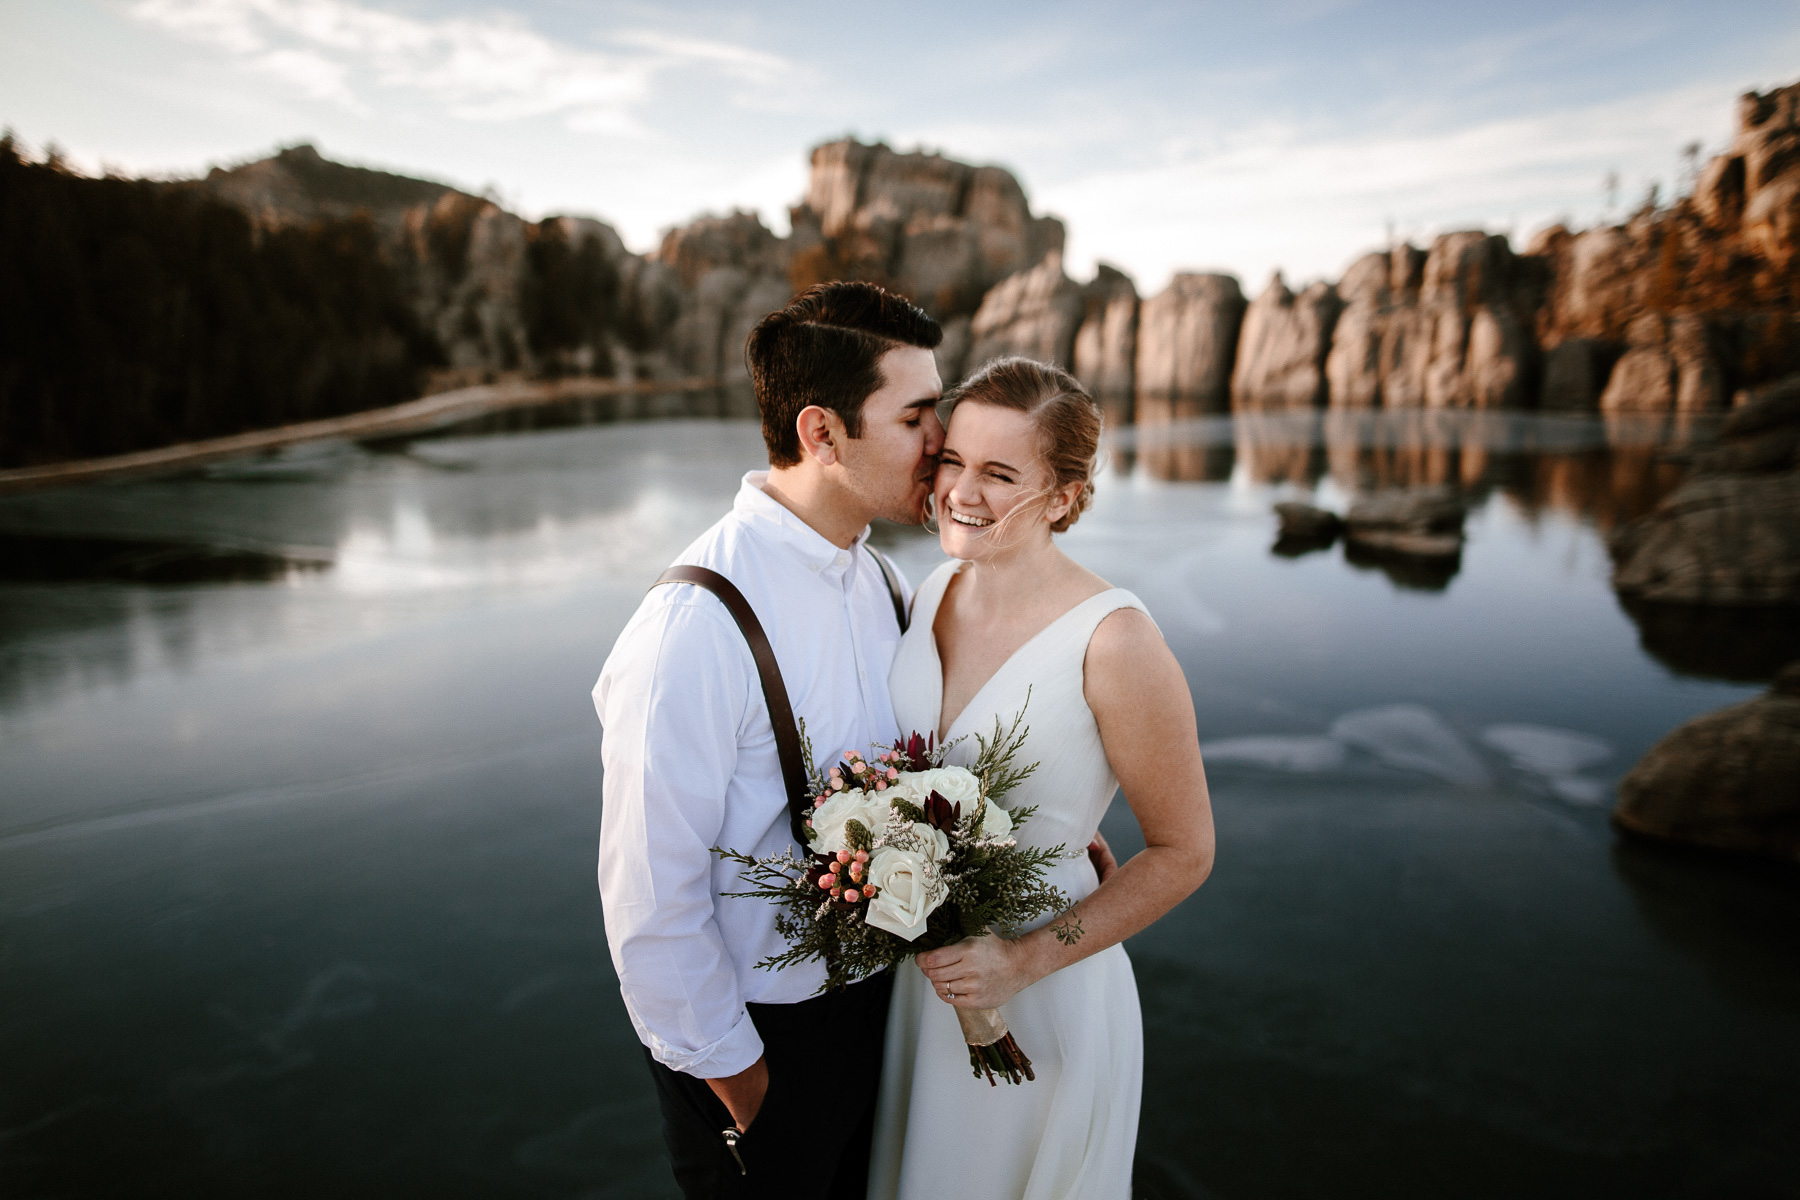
[917,607,1214,1008]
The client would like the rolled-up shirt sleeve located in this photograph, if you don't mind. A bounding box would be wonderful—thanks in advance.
[594,595,764,1078]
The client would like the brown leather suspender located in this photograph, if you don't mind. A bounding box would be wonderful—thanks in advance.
[651,549,906,848]
[869,547,909,633]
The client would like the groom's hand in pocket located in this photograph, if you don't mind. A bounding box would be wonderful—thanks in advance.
[706,1055,769,1132]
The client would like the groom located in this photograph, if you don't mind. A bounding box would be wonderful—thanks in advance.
[593,282,945,1199]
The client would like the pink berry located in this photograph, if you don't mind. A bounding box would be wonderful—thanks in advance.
[854,850,869,863]
[843,889,861,903]
[819,874,835,889]
[836,850,851,864]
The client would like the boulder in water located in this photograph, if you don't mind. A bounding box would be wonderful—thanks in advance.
[1613,663,1800,863]
[1343,487,1467,558]
[1611,371,1800,604]
[1271,501,1344,556]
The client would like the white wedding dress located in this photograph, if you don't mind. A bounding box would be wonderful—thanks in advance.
[869,560,1145,1200]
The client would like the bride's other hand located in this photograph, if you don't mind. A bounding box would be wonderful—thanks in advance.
[916,935,1032,1009]
[1087,831,1119,883]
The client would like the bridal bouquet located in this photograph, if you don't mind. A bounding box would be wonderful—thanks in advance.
[715,703,1081,1085]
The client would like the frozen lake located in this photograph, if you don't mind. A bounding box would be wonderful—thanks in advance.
[2,410,1796,1197]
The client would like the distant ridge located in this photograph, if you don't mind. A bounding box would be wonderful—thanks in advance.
[199,143,468,229]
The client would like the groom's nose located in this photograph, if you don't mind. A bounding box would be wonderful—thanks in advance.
[923,408,945,458]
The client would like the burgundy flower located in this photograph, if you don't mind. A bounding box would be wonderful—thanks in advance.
[896,731,935,773]
[923,789,961,832]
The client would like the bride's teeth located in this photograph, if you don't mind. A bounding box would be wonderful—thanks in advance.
[950,509,993,528]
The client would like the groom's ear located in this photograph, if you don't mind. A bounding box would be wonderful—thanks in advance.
[795,405,843,467]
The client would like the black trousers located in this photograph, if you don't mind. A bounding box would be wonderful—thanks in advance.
[645,971,894,1200]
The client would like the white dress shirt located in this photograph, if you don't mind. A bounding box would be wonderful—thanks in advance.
[593,472,912,1079]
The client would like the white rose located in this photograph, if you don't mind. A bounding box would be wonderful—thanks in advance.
[863,845,947,941]
[807,789,891,855]
[879,774,928,807]
[906,767,982,809]
[977,800,1013,838]
[908,820,951,863]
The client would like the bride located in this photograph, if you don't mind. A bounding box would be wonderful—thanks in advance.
[869,357,1215,1200]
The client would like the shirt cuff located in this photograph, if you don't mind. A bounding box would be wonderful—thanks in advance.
[646,1007,766,1079]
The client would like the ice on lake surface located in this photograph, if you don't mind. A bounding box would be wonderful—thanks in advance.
[2,411,1797,1198]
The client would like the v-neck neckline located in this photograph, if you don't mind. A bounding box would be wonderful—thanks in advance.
[926,563,1121,739]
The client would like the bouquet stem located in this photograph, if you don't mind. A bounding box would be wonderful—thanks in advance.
[956,1006,1035,1086]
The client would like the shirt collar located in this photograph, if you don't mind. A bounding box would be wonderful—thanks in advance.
[733,471,870,579]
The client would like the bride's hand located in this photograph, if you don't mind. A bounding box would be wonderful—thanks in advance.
[916,935,1033,1009]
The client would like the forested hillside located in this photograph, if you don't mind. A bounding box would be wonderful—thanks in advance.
[0,140,443,467]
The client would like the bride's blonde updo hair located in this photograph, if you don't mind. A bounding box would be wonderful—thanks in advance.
[944,356,1102,533]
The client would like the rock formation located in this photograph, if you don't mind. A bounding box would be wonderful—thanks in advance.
[1612,662,1800,863]
[1322,247,1421,408]
[201,143,454,234]
[1334,231,1540,411]
[652,211,791,382]
[1232,275,1342,410]
[962,253,1086,378]
[1134,274,1246,412]
[1079,78,1800,418]
[1343,487,1467,558]
[194,138,1075,393]
[1610,371,1800,605]
[1596,312,1724,414]
[1072,265,1139,399]
[203,146,645,382]
[1316,231,1543,412]
[20,76,1800,468]
[185,78,1800,425]
[1271,501,1345,556]
[787,140,1064,321]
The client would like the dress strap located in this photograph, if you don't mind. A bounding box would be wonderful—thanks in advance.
[1064,588,1153,646]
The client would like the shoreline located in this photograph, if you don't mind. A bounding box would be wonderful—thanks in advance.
[0,376,719,495]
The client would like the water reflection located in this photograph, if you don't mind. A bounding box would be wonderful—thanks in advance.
[1619,596,1800,683]
[1129,396,1234,482]
[1341,537,1463,592]
[0,533,328,584]
[1114,408,1694,517]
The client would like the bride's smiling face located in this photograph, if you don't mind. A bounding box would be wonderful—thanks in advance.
[934,402,1057,559]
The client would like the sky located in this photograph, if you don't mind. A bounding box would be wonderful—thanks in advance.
[4,0,1799,294]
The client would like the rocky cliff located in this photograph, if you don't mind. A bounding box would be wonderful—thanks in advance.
[193,138,1078,393]
[198,78,1800,416]
[14,77,1799,467]
[1061,78,1800,419]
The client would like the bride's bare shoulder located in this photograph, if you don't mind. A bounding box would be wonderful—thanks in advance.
[1083,602,1173,695]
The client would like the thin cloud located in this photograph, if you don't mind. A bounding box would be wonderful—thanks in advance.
[1045,77,1740,294]
[127,0,795,135]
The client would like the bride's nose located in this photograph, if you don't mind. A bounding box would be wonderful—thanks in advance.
[946,468,982,511]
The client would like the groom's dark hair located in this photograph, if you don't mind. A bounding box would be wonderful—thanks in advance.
[747,282,942,468]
